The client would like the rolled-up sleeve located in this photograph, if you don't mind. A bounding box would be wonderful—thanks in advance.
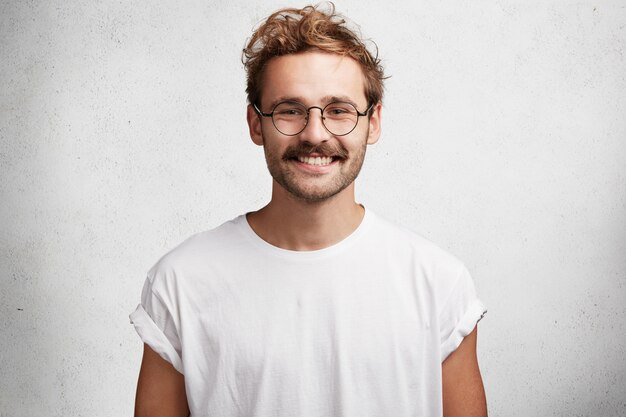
[130,277,184,374]
[439,265,487,362]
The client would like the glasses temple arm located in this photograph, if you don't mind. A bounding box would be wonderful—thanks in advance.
[252,103,272,117]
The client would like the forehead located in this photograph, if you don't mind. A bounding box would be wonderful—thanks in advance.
[260,50,367,108]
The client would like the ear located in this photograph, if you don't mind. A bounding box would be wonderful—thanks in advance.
[247,104,264,146]
[366,102,382,145]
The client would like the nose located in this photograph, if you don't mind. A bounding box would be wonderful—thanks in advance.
[299,106,332,144]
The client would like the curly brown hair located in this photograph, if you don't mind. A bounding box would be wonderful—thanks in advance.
[242,3,385,111]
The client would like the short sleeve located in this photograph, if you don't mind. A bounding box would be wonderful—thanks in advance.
[439,265,487,362]
[129,276,184,373]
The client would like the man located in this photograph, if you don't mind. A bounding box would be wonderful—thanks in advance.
[131,4,487,417]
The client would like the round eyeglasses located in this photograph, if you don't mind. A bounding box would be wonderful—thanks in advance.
[253,100,373,137]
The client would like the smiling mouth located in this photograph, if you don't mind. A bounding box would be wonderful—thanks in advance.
[283,144,348,166]
[296,155,337,166]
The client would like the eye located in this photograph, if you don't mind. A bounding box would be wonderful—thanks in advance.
[273,102,306,117]
[328,107,348,115]
[281,108,304,116]
[325,103,357,118]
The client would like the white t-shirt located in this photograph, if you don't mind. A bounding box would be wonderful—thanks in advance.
[130,208,486,417]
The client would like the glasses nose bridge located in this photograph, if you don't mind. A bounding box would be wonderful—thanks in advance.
[305,105,325,120]
[301,105,329,136]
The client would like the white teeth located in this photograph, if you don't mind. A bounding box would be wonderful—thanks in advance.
[297,155,333,166]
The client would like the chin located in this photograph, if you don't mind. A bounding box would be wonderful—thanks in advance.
[279,179,354,203]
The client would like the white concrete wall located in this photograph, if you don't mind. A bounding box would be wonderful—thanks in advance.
[1,1,625,415]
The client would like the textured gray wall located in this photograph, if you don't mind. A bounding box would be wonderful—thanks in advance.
[1,1,625,416]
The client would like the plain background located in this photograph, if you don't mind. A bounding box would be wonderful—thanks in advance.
[1,0,625,416]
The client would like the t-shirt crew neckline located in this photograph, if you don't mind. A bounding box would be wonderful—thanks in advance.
[237,206,373,260]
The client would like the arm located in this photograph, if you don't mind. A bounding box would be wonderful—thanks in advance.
[442,326,487,417]
[135,344,190,417]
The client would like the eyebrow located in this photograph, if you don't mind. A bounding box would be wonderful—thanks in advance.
[267,95,363,110]
[267,96,307,110]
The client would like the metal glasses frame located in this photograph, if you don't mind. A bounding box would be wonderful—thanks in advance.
[253,100,373,137]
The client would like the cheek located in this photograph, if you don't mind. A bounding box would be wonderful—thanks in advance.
[263,140,286,162]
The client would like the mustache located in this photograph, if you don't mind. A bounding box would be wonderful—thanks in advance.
[282,142,349,160]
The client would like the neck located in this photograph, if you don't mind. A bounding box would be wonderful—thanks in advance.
[246,181,365,251]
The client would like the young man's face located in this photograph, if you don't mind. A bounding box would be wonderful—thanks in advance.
[247,50,381,203]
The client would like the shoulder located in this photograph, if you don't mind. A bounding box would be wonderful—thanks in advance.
[368,211,465,273]
[145,215,247,288]
[366,210,470,302]
[365,216,485,361]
